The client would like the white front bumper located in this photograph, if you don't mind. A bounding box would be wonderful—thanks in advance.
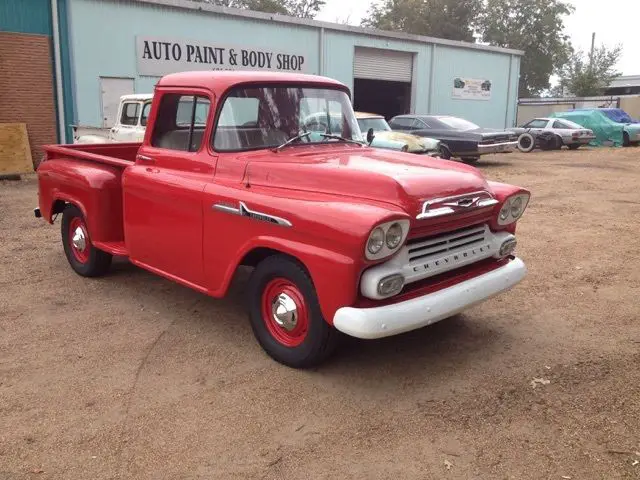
[333,257,526,339]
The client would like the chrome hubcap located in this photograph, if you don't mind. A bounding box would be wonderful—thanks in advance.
[72,226,86,252]
[271,293,298,331]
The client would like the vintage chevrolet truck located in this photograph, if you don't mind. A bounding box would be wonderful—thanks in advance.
[35,71,529,368]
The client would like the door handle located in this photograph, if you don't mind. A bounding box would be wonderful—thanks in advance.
[137,154,155,164]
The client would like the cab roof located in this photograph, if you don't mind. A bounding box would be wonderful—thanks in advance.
[120,93,153,101]
[156,71,349,94]
[355,111,384,119]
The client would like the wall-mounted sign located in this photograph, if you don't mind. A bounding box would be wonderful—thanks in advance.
[452,77,492,100]
[136,36,309,76]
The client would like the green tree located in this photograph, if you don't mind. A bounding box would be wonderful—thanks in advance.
[361,0,483,43]
[478,0,574,97]
[557,44,623,97]
[197,0,324,18]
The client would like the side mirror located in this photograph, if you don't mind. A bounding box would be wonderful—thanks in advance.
[366,127,375,144]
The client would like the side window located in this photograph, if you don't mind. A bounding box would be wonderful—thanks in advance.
[524,119,548,128]
[120,102,140,126]
[553,120,568,129]
[412,118,430,129]
[300,98,344,134]
[151,94,210,152]
[390,117,414,129]
[140,102,152,127]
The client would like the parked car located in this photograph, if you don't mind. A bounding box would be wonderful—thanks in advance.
[511,117,595,152]
[73,94,153,143]
[35,71,529,368]
[355,112,440,155]
[550,109,640,147]
[389,114,518,164]
[302,111,441,155]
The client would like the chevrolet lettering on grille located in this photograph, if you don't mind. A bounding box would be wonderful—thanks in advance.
[412,243,493,272]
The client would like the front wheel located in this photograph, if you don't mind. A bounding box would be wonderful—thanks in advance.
[461,156,480,164]
[623,132,630,147]
[247,255,340,368]
[438,144,452,160]
[61,205,112,277]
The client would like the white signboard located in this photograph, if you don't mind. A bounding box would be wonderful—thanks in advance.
[452,77,492,101]
[136,36,309,76]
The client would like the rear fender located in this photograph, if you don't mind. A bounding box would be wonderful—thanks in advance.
[37,158,125,243]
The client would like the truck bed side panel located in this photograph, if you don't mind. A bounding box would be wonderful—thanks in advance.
[37,158,125,244]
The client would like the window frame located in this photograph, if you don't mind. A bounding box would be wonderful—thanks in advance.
[523,119,548,129]
[149,92,212,153]
[390,117,416,129]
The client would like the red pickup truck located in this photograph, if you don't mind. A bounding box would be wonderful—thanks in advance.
[35,71,529,368]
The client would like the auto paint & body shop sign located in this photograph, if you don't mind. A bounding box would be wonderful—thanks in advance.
[136,36,309,76]
[452,77,492,100]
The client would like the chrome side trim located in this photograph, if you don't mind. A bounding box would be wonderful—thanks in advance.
[417,190,498,220]
[212,201,292,227]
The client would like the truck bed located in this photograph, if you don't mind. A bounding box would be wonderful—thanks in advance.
[44,142,141,168]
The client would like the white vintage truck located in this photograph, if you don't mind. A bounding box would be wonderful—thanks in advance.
[72,94,153,144]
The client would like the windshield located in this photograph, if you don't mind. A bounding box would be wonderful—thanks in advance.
[213,86,362,151]
[357,117,391,132]
[437,116,480,130]
[600,109,639,124]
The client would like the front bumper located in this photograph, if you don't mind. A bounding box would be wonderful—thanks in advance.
[477,141,518,154]
[333,257,526,339]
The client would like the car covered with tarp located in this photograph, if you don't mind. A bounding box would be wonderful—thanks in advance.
[549,109,640,147]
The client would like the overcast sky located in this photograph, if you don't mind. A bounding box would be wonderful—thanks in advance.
[316,0,638,76]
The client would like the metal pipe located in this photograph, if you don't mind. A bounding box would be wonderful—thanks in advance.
[505,54,513,128]
[427,44,436,113]
[319,27,325,75]
[51,0,67,143]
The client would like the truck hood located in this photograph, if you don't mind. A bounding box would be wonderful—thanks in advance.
[243,146,490,213]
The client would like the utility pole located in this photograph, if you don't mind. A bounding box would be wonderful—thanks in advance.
[589,32,596,71]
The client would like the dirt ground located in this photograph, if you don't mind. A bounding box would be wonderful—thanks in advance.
[1,147,639,480]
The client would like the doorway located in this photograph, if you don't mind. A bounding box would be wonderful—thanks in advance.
[353,78,412,120]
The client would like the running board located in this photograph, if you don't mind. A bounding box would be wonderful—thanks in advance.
[93,241,128,256]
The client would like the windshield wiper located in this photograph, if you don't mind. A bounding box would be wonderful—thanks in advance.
[320,133,365,146]
[273,131,312,152]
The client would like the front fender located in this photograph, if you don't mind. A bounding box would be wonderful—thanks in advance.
[214,237,360,323]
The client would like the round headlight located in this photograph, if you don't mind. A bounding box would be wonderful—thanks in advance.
[367,227,385,255]
[499,203,510,221]
[386,223,403,249]
[510,196,524,218]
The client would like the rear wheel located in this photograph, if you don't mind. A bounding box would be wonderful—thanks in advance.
[247,255,340,368]
[568,144,580,150]
[61,205,112,277]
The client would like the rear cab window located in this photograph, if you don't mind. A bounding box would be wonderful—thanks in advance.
[151,94,211,152]
[120,102,141,126]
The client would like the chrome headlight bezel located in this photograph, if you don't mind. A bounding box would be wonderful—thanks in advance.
[497,193,530,225]
[365,219,410,261]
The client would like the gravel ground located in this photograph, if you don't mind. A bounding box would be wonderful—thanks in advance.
[1,147,639,480]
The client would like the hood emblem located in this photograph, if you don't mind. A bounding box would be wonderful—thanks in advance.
[417,191,499,220]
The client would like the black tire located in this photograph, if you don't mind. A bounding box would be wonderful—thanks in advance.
[247,254,340,368]
[438,144,452,160]
[61,204,112,277]
[568,144,580,150]
[517,132,535,153]
[623,131,630,147]
[553,135,563,150]
[461,156,480,164]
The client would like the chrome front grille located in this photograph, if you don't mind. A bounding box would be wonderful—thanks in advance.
[407,224,487,264]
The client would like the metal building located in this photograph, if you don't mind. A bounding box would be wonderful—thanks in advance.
[1,0,523,146]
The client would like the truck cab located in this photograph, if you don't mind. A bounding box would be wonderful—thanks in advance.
[36,71,530,368]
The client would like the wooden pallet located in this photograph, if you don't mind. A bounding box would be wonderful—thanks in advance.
[0,123,34,178]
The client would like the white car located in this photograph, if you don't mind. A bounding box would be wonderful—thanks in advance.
[512,117,595,152]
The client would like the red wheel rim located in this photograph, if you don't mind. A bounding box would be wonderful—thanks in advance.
[261,278,309,347]
[68,217,91,264]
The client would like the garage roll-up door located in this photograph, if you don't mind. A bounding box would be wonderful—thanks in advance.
[353,47,413,82]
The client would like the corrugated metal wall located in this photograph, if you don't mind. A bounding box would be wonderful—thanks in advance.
[0,0,52,35]
[67,0,520,129]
